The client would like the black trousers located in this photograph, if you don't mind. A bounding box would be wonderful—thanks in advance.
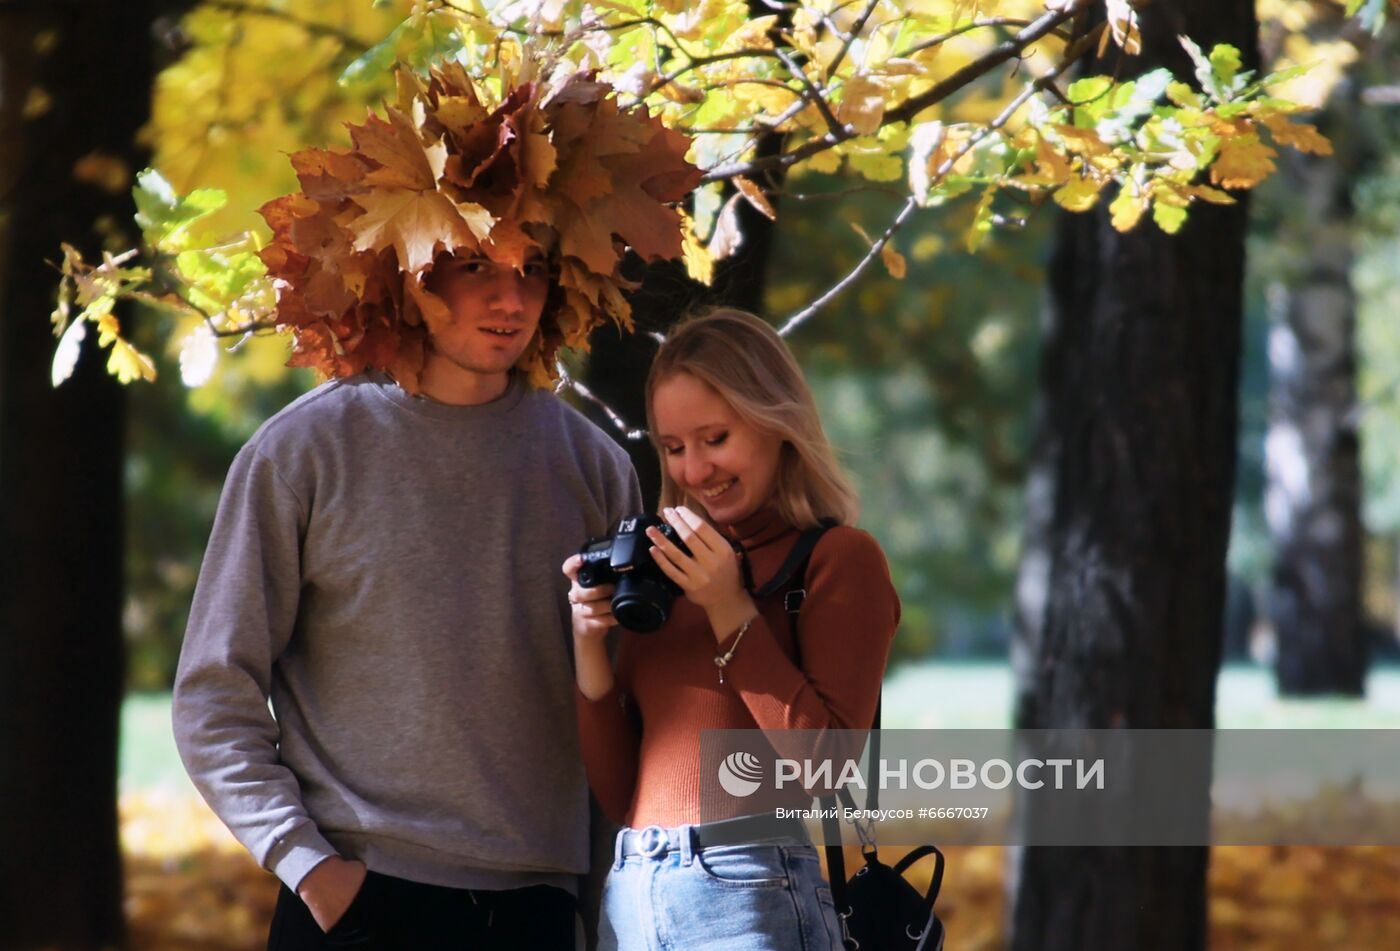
[267,869,577,950]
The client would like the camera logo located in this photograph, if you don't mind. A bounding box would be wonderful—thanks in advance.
[718,751,765,798]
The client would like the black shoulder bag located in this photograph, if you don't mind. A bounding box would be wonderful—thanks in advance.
[752,520,947,951]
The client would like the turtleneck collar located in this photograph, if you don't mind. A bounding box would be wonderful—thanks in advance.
[722,502,795,552]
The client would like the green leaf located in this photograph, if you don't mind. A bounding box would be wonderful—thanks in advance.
[339,17,414,87]
[132,169,226,252]
[1258,64,1311,88]
[176,249,266,314]
[1167,81,1202,109]
[1208,44,1243,90]
[1153,200,1188,234]
[965,186,996,252]
[1067,76,1113,107]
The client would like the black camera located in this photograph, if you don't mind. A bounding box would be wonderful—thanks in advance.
[577,514,692,633]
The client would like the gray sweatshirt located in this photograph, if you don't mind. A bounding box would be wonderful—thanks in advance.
[172,369,641,894]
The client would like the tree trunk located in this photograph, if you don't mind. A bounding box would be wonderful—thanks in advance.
[1009,1,1256,948]
[1265,104,1367,697]
[0,3,161,947]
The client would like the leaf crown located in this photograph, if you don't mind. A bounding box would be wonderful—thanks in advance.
[258,58,701,391]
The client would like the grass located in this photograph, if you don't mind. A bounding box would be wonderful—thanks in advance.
[128,661,1400,791]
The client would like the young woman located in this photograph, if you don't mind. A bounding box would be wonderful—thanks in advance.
[563,308,900,950]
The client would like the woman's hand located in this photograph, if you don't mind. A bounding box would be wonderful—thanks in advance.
[563,554,617,700]
[647,506,757,644]
[562,553,616,643]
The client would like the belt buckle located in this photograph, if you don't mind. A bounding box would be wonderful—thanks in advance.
[637,825,669,858]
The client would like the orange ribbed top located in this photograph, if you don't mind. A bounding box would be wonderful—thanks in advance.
[574,506,900,828]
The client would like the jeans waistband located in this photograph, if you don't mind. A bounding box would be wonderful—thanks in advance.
[614,814,811,864]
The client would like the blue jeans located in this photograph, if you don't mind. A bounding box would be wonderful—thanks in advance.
[598,825,847,951]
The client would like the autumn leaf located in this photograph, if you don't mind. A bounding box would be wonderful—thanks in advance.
[352,108,439,190]
[1053,175,1104,212]
[107,336,158,384]
[679,209,714,284]
[849,221,904,279]
[838,74,887,136]
[1211,132,1277,189]
[1052,124,1112,157]
[882,241,906,280]
[348,188,494,274]
[1109,184,1147,232]
[733,175,776,220]
[1257,113,1333,156]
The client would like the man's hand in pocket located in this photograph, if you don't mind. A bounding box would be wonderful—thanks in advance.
[297,855,369,933]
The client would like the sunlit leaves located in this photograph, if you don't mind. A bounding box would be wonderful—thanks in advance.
[133,169,227,253]
[50,245,158,387]
[989,41,1336,234]
[49,1,1356,387]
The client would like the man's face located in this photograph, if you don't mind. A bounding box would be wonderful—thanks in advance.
[424,249,551,376]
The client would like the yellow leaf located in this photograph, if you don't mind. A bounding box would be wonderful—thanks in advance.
[1053,124,1111,157]
[679,210,714,285]
[1019,137,1073,187]
[1185,184,1236,205]
[837,74,886,137]
[719,14,777,53]
[846,149,903,182]
[1211,133,1277,189]
[108,336,158,384]
[1110,186,1146,232]
[803,148,842,175]
[1258,114,1333,156]
[1052,176,1104,212]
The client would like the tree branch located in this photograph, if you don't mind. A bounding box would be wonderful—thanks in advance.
[699,1,1088,184]
[823,0,882,81]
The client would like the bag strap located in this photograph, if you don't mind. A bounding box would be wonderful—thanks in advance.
[768,519,880,921]
[750,517,838,601]
[892,844,946,916]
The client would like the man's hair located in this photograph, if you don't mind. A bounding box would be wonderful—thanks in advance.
[645,307,859,529]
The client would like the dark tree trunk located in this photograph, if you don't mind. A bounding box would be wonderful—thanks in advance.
[0,3,162,947]
[576,0,792,508]
[1265,97,1367,697]
[1009,2,1256,948]
[582,140,785,508]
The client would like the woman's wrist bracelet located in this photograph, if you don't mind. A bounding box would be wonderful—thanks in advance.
[713,617,754,684]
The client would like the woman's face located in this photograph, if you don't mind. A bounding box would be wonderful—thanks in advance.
[650,371,784,525]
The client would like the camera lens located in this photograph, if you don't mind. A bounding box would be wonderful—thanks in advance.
[612,574,676,633]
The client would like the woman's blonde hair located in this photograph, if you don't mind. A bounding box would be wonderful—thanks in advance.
[645,307,859,529]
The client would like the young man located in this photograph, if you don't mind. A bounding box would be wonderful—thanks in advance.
[172,62,698,949]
